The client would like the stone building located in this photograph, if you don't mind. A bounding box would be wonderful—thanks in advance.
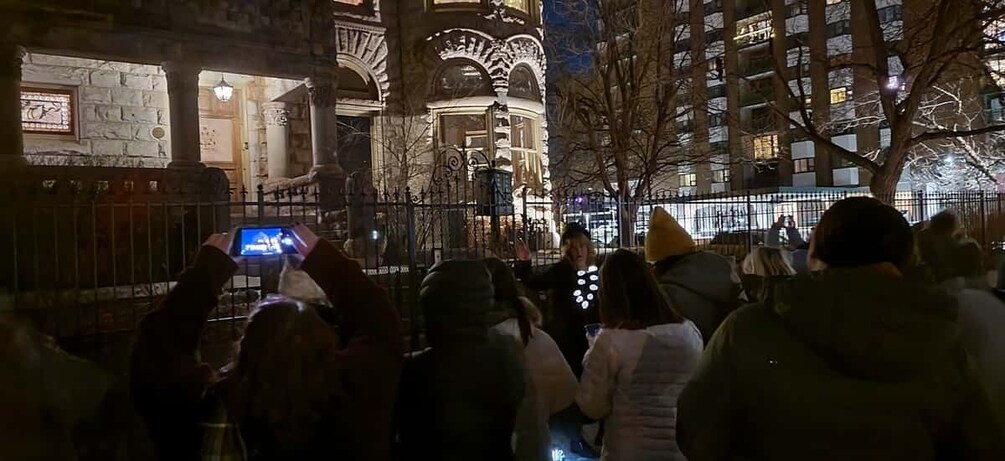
[6,0,550,220]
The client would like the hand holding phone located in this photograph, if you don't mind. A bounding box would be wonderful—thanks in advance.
[231,227,298,257]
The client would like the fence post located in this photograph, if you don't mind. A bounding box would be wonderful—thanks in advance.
[745,190,753,255]
[404,187,420,352]
[980,190,988,251]
[522,186,528,244]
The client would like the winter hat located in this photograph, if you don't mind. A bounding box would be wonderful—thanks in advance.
[561,222,590,243]
[645,206,696,263]
[419,259,494,346]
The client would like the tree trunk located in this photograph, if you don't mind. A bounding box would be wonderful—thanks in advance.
[618,200,640,248]
[869,168,902,204]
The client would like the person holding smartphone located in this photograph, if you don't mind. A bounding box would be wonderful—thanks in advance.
[130,224,403,460]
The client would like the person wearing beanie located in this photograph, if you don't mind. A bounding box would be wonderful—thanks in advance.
[396,259,527,461]
[646,206,743,343]
[677,197,1004,460]
[514,223,600,458]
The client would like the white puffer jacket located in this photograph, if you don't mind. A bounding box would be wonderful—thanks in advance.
[577,321,703,461]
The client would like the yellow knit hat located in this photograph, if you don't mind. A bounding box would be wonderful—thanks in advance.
[645,206,696,262]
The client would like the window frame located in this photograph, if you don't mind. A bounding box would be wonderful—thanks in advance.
[21,84,79,140]
[509,109,544,192]
[829,86,849,104]
[431,59,494,100]
[433,108,494,176]
[679,172,698,188]
[429,0,489,13]
[502,0,538,22]
[712,168,731,183]
[794,157,816,173]
[508,64,542,101]
[752,134,779,160]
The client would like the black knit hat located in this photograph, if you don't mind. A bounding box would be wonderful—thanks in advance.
[561,222,590,243]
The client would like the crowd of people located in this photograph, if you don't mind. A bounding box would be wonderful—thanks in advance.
[4,196,1005,460]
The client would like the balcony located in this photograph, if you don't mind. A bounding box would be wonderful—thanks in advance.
[741,57,774,77]
[741,89,774,106]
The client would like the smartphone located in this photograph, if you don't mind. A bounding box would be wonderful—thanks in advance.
[232,226,297,257]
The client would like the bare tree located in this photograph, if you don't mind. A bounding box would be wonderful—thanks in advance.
[549,0,716,242]
[778,0,1005,200]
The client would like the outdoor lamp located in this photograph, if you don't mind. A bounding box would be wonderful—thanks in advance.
[213,74,234,102]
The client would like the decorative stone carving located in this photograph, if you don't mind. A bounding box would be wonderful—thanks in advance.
[335,21,390,100]
[262,104,290,127]
[426,30,547,102]
[304,77,335,107]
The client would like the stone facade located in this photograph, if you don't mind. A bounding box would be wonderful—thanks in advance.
[22,54,170,167]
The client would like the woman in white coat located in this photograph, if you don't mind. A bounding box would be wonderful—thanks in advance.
[484,258,579,461]
[577,249,703,461]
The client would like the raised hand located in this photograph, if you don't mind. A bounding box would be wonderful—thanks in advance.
[203,231,236,260]
[289,223,321,257]
[515,239,531,262]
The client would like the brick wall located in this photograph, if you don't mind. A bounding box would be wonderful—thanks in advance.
[21,54,170,168]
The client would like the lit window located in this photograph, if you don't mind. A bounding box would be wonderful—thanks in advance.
[753,134,778,159]
[712,169,731,183]
[438,112,489,179]
[679,173,697,187]
[504,0,531,13]
[826,0,843,4]
[804,97,812,108]
[433,0,483,6]
[21,86,76,137]
[794,158,815,173]
[434,62,492,99]
[508,65,541,100]
[829,87,848,104]
[334,0,364,4]
[511,114,543,191]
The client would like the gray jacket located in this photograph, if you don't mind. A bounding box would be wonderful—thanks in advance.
[655,251,743,343]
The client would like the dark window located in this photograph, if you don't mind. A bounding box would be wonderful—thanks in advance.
[827,20,851,38]
[708,84,726,99]
[786,32,809,49]
[508,65,541,100]
[794,157,815,173]
[709,113,725,126]
[706,29,724,44]
[703,0,723,16]
[786,0,807,17]
[878,5,902,23]
[675,37,692,53]
[434,61,492,98]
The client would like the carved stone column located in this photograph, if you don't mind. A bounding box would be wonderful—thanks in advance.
[162,61,204,169]
[0,44,25,168]
[304,76,341,174]
[262,101,290,180]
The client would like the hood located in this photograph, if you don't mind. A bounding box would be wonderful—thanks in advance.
[774,267,959,380]
[419,260,494,347]
[657,251,739,305]
[642,321,702,347]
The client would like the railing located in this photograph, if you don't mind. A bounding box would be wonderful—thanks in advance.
[3,167,1004,362]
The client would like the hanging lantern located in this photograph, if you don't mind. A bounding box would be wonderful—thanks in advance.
[212,75,234,102]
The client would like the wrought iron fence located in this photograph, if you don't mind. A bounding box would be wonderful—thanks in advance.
[3,170,1004,363]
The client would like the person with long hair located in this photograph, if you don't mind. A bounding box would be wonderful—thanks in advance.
[741,246,796,303]
[677,197,1004,460]
[484,258,578,461]
[577,249,703,461]
[131,225,403,460]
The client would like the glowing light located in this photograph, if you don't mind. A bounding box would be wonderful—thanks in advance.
[551,447,566,461]
[581,301,590,309]
[590,274,599,281]
[587,294,594,301]
[577,270,586,277]
[573,289,582,297]
[576,296,584,303]
[588,265,599,272]
[371,230,380,240]
[212,75,234,102]
[589,284,599,291]
[578,279,586,285]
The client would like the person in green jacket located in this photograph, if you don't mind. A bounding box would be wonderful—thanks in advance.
[677,197,1004,461]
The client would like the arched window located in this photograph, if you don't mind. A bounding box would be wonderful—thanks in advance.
[336,66,378,100]
[511,112,543,192]
[508,65,540,101]
[433,61,492,99]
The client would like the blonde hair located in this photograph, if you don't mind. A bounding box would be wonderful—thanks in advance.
[561,233,596,267]
[742,246,796,277]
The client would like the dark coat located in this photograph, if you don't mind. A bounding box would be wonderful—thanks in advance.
[516,260,599,376]
[677,267,1005,461]
[397,260,526,461]
[655,251,743,343]
[130,241,403,460]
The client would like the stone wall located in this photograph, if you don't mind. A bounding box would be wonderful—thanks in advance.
[21,54,170,167]
[288,96,314,177]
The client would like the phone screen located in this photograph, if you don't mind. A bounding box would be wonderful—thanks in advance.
[234,227,297,256]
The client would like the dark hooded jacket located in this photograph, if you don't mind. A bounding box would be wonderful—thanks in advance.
[397,260,526,461]
[677,267,1004,461]
[516,260,599,376]
[655,251,743,343]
